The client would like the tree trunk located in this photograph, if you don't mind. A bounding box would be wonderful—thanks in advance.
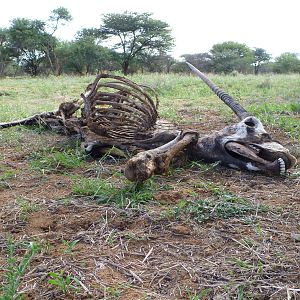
[45,47,55,74]
[122,60,130,75]
[254,64,259,75]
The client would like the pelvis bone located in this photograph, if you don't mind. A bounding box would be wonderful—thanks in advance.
[0,64,297,182]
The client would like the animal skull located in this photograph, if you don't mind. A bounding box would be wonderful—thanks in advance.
[189,116,296,175]
[186,62,296,176]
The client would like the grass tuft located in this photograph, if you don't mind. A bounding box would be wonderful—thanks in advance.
[48,271,81,294]
[29,139,85,173]
[72,177,155,207]
[0,239,40,300]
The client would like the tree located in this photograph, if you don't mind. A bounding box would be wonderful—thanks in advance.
[6,7,72,76]
[273,52,300,73]
[48,6,72,35]
[75,28,102,43]
[135,52,175,73]
[0,28,13,76]
[46,7,72,74]
[210,41,254,74]
[99,11,174,74]
[7,18,51,75]
[56,37,121,75]
[253,48,271,75]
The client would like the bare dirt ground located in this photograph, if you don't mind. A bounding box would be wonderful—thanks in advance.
[0,112,299,299]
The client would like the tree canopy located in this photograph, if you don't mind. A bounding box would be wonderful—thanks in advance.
[7,18,52,75]
[273,52,300,73]
[56,37,120,75]
[48,6,73,34]
[4,7,73,76]
[253,48,271,75]
[181,53,212,73]
[210,41,254,74]
[0,28,13,75]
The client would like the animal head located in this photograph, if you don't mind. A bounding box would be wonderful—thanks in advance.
[187,62,297,175]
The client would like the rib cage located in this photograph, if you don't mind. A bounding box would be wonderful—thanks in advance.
[81,73,159,142]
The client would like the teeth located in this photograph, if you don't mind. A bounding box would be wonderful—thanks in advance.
[249,145,260,153]
[278,158,286,174]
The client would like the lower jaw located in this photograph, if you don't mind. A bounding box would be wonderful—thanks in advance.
[250,158,285,175]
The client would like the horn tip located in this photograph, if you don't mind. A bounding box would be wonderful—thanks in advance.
[186,61,194,70]
[186,62,203,76]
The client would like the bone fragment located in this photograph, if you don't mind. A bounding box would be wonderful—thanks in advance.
[0,112,56,129]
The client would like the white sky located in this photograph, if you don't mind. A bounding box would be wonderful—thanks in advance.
[0,0,299,59]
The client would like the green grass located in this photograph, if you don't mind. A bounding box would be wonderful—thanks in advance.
[0,166,18,191]
[0,168,17,181]
[16,197,39,221]
[30,148,85,173]
[186,288,212,300]
[48,271,81,294]
[248,101,300,142]
[0,75,92,122]
[1,72,300,122]
[1,73,300,141]
[72,176,155,207]
[170,182,269,223]
[29,138,86,173]
[103,283,131,300]
[0,240,40,300]
[0,73,299,300]
[62,239,80,255]
[1,73,299,145]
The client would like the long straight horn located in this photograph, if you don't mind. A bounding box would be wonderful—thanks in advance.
[186,62,250,120]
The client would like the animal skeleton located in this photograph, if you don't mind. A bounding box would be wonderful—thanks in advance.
[0,64,296,182]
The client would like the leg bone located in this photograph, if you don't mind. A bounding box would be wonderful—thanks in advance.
[124,131,198,183]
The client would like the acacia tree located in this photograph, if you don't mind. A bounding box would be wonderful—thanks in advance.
[99,11,174,74]
[46,7,73,74]
[48,6,72,35]
[253,48,271,75]
[56,37,121,75]
[136,52,176,73]
[273,52,300,73]
[7,7,72,76]
[8,18,51,75]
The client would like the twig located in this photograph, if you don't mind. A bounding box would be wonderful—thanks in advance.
[77,279,91,294]
[142,246,154,263]
[129,270,144,284]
